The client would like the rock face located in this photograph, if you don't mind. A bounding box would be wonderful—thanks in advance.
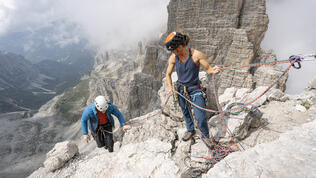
[139,43,168,82]
[86,44,169,120]
[208,85,316,145]
[208,107,263,143]
[29,87,316,178]
[167,0,267,65]
[43,141,79,172]
[306,76,316,91]
[0,101,81,178]
[166,0,286,94]
[28,111,183,178]
[87,63,163,120]
[21,0,316,177]
[77,0,287,125]
[83,0,289,121]
[0,51,43,112]
[203,119,316,178]
[0,49,93,113]
[28,141,79,178]
[0,51,39,89]
[28,75,316,177]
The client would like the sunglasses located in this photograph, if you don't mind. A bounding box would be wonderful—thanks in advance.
[165,41,179,51]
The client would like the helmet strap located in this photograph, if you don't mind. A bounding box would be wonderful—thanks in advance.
[177,47,187,63]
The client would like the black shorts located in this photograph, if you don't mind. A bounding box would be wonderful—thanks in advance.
[91,122,114,151]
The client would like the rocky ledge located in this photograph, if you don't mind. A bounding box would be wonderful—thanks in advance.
[29,76,316,178]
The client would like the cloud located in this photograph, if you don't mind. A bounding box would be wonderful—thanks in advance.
[262,0,316,58]
[262,0,316,94]
[0,0,61,33]
[58,0,170,50]
[0,0,15,34]
[0,0,170,50]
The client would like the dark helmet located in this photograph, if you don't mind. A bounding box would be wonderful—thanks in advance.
[165,32,186,51]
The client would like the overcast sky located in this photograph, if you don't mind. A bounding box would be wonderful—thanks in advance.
[1,0,315,93]
[262,0,316,94]
[0,0,170,50]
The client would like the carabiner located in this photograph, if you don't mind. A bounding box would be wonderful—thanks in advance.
[291,62,301,69]
[289,55,302,69]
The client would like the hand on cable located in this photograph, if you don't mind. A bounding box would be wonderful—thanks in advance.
[83,134,90,143]
[122,125,131,132]
[212,65,221,74]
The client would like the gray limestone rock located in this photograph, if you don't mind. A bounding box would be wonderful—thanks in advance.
[208,107,262,143]
[235,88,251,99]
[267,88,288,102]
[159,72,185,121]
[217,69,253,95]
[165,0,286,94]
[203,119,316,178]
[239,86,268,107]
[43,141,79,172]
[306,76,316,91]
[253,65,288,91]
[219,87,238,106]
[87,43,169,121]
[87,139,179,178]
[122,111,180,146]
[173,136,191,172]
[24,1,316,177]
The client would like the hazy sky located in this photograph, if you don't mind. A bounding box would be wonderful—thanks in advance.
[0,0,170,50]
[1,0,315,93]
[262,0,316,94]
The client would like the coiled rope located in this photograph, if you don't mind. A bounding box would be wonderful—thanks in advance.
[98,54,315,171]
[180,54,315,171]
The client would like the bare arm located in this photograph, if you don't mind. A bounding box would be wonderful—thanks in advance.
[196,51,220,75]
[166,54,176,92]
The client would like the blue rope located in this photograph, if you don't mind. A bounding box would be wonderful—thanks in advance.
[211,75,246,150]
[219,62,292,114]
[218,59,291,68]
[175,61,293,114]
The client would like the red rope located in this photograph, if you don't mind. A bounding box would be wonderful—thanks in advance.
[220,60,290,70]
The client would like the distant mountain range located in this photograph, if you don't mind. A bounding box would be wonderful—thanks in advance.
[0,21,95,113]
[0,46,94,113]
[0,21,91,64]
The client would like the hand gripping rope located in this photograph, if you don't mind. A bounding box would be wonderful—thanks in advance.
[177,54,316,171]
[99,54,315,135]
[96,54,315,171]
[172,53,316,115]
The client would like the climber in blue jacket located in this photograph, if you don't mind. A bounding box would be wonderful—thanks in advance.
[81,95,131,152]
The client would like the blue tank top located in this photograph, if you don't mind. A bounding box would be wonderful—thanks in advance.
[175,48,200,92]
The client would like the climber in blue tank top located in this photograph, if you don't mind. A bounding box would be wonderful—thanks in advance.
[165,32,220,145]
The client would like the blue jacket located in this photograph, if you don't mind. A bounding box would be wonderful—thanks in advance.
[81,102,126,135]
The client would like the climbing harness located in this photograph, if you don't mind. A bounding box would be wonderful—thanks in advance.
[172,82,179,103]
[179,82,241,172]
[95,54,316,171]
[178,53,316,115]
[182,85,215,150]
[100,93,172,134]
[173,81,207,103]
[181,54,316,171]
[173,61,294,114]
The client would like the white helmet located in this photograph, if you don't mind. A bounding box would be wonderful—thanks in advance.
[95,95,108,112]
